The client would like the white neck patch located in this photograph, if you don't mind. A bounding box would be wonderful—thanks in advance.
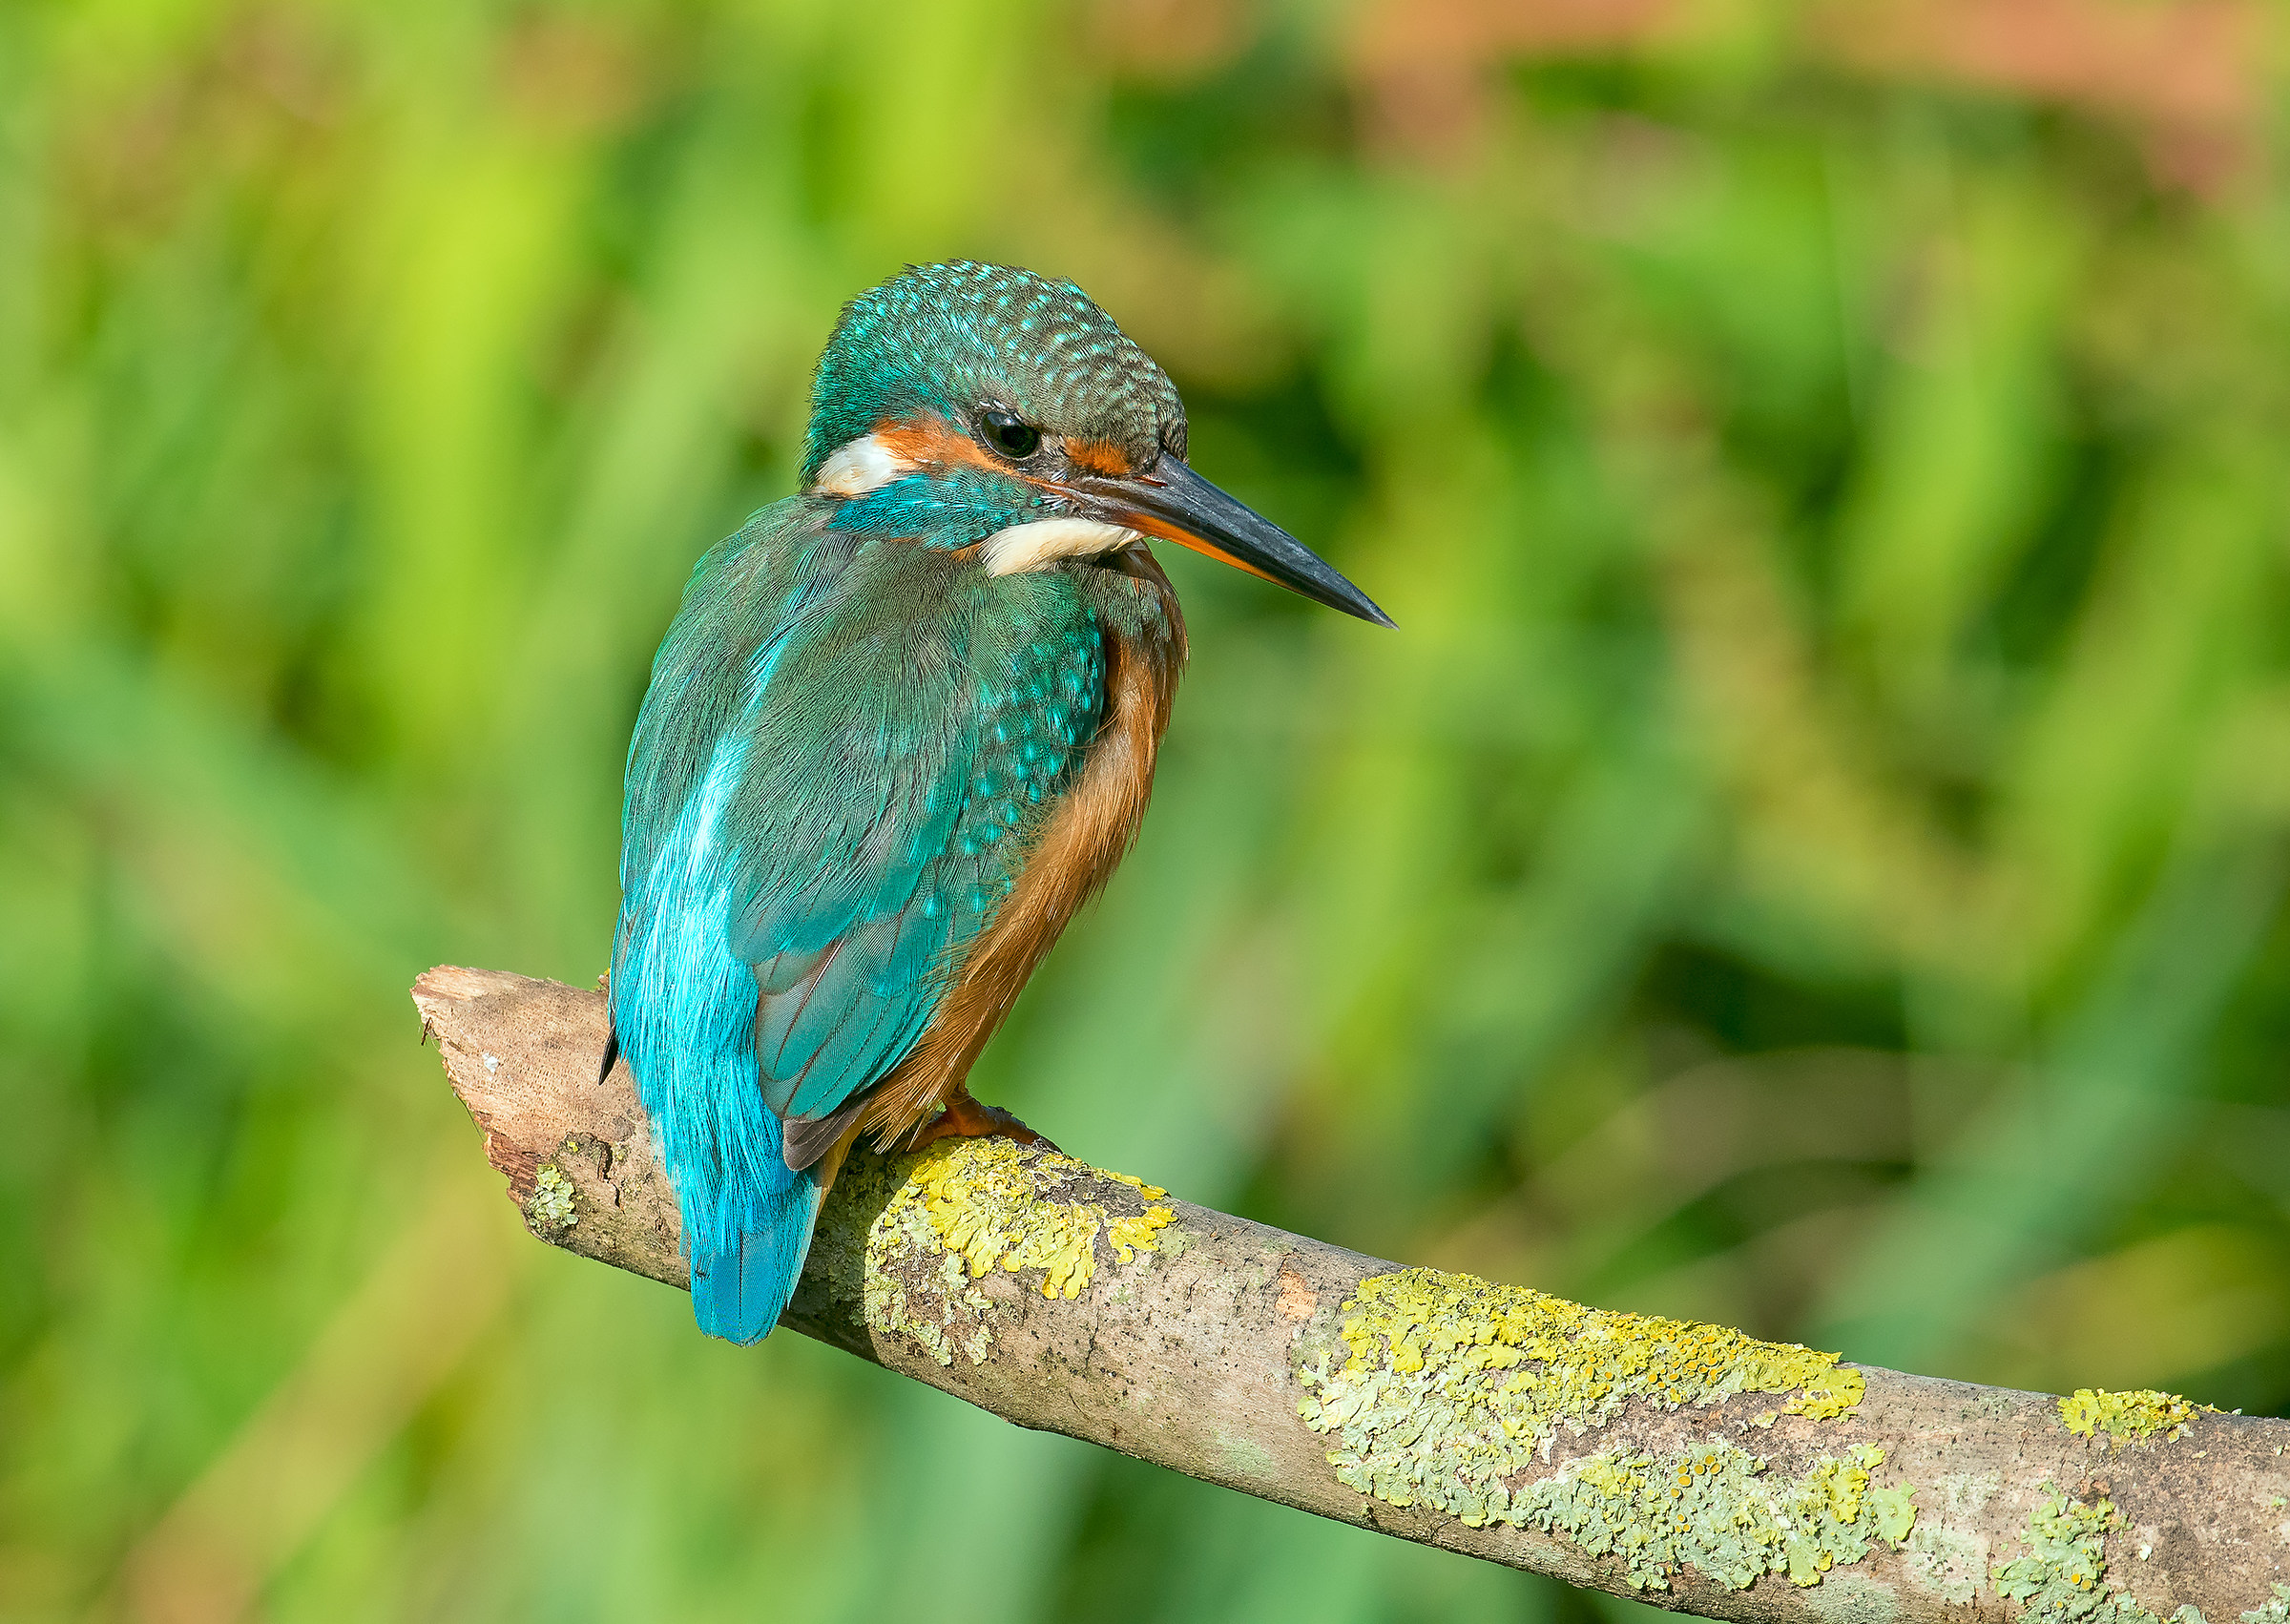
[979,518,1140,577]
[810,432,911,496]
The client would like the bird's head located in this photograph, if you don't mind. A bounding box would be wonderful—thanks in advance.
[800,260,1391,626]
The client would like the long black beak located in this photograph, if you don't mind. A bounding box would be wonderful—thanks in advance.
[1069,456,1395,628]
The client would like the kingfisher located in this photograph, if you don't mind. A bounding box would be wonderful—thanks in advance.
[608,261,1390,1343]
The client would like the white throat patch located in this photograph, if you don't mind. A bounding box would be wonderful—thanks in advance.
[810,432,910,496]
[979,518,1140,577]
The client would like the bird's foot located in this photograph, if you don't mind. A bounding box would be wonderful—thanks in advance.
[906,1093,1061,1155]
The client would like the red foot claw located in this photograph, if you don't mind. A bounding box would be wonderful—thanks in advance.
[906,1097,1062,1155]
[978,1106,1060,1154]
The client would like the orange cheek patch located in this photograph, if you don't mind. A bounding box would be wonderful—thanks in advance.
[875,415,1000,474]
[1062,437,1133,476]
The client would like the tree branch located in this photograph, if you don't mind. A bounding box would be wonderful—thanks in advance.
[415,966,2290,1619]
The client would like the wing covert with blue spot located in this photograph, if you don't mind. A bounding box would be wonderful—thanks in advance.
[718,562,1109,1125]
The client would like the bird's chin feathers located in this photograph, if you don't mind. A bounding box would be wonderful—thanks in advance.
[979,518,1141,576]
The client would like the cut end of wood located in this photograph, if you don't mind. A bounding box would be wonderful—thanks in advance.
[414,965,685,1286]
[412,963,526,1016]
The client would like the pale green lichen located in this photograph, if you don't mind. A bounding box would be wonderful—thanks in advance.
[528,1163,576,1231]
[860,1139,1176,1364]
[1293,1267,1900,1589]
[1867,1482,1919,1543]
[1993,1493,2206,1624]
[2060,1388,2212,1444]
[1510,1441,1913,1592]
[2243,1584,2290,1624]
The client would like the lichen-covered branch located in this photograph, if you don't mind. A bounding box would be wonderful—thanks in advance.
[415,967,2290,1620]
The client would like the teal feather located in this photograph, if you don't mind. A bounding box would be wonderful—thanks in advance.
[613,501,1110,1341]
[613,261,1195,1343]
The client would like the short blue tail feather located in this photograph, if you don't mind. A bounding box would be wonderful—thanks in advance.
[690,1150,822,1344]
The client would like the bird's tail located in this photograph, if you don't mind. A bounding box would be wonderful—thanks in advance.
[688,1140,822,1344]
[610,927,825,1344]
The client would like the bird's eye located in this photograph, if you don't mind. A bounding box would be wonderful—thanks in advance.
[979,408,1041,460]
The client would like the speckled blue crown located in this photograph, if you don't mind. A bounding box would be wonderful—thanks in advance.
[802,261,1185,480]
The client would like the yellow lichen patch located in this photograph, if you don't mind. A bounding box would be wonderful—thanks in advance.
[2059,1388,2212,1444]
[1108,1207,1176,1263]
[855,1139,1177,1365]
[1310,1268,1863,1453]
[1786,1366,1866,1421]
[885,1138,1176,1301]
[1798,1449,1871,1527]
[1295,1268,1885,1583]
[1100,1168,1170,1199]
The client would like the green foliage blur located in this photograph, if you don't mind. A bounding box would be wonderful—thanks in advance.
[7,2,2289,1619]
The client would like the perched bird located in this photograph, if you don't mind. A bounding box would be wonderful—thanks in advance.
[609,261,1389,1343]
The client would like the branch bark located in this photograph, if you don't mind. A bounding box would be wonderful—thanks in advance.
[415,966,2290,1619]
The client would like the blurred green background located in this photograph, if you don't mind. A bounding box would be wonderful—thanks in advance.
[7,0,2290,1619]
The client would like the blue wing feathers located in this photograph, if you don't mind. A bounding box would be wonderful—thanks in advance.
[756,901,945,1119]
[612,507,1110,1343]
